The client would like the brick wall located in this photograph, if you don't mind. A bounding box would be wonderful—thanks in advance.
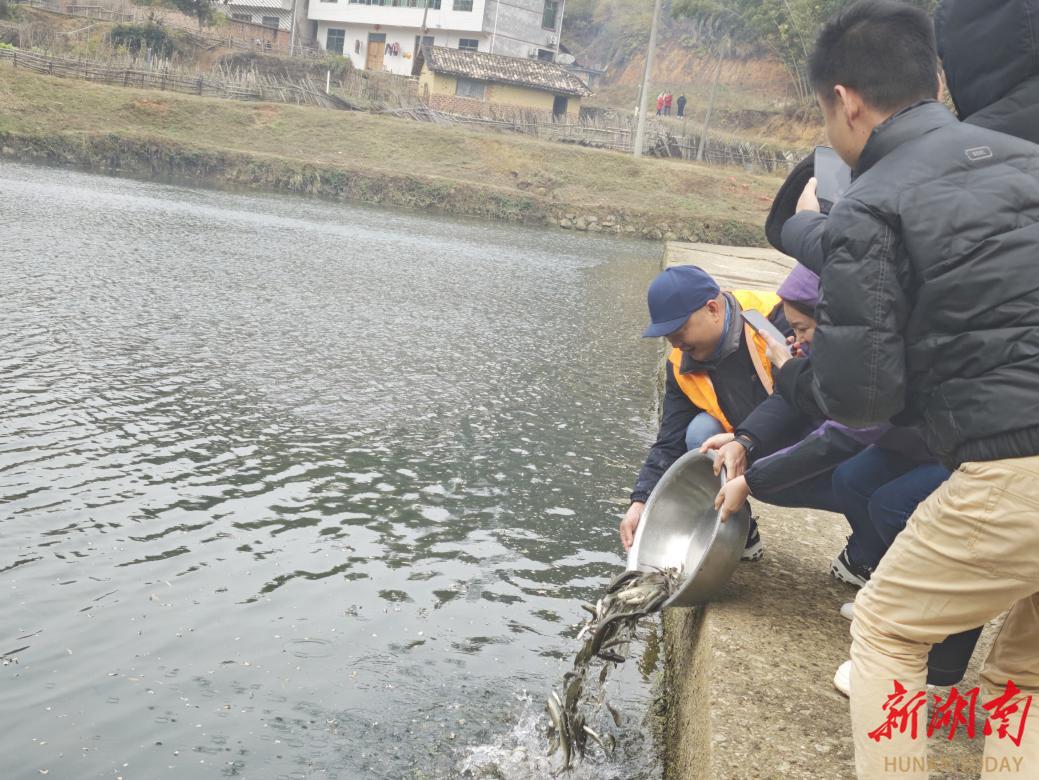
[226,20,291,52]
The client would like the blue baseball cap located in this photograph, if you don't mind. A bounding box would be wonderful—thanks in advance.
[642,265,721,338]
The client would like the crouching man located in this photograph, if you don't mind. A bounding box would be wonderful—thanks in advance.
[620,265,805,560]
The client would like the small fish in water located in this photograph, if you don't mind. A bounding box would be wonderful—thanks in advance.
[545,567,680,771]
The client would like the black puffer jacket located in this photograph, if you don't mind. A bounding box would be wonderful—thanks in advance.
[778,100,1039,466]
[936,0,1039,143]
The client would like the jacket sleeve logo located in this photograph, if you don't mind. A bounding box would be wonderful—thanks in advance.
[965,146,994,161]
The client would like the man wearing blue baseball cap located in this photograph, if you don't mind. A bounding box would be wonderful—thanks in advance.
[620,265,791,559]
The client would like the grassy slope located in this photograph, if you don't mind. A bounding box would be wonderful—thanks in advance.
[0,65,781,238]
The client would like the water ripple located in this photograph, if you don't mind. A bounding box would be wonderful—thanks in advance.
[1,162,662,779]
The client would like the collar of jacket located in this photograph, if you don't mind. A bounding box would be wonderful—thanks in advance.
[855,101,958,177]
[679,291,743,374]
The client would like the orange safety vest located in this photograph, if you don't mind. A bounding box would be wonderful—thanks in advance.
[667,290,782,432]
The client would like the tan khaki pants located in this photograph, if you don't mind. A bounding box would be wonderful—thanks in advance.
[850,456,1039,779]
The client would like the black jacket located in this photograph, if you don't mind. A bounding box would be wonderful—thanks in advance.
[782,0,1039,274]
[936,0,1039,144]
[631,297,791,503]
[777,100,1039,466]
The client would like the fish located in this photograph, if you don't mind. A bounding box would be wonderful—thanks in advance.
[606,569,642,594]
[582,724,612,754]
[543,566,681,769]
[546,689,572,769]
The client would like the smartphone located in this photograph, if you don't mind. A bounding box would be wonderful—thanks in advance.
[814,145,852,210]
[741,310,788,346]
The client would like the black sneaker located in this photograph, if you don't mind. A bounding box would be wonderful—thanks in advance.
[740,519,764,562]
[830,547,872,587]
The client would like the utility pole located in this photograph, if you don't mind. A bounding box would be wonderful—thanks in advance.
[289,0,298,55]
[490,0,501,53]
[633,0,663,159]
[554,0,566,60]
[697,38,727,162]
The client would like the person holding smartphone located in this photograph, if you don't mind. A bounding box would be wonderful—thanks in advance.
[707,265,890,551]
[761,3,1039,775]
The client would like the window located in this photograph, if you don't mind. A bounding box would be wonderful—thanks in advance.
[458,38,479,51]
[348,0,440,6]
[415,34,434,56]
[327,28,346,55]
[537,48,554,61]
[262,16,280,28]
[542,0,558,30]
[455,78,485,99]
[453,0,473,10]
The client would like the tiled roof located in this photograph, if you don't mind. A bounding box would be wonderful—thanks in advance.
[421,46,591,97]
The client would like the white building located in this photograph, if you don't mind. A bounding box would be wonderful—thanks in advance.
[225,0,309,33]
[307,0,566,76]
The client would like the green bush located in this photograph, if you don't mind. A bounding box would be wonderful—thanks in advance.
[321,55,353,79]
[110,22,176,58]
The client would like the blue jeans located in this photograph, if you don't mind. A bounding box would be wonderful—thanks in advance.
[684,412,725,452]
[685,412,838,513]
[754,471,840,514]
[831,445,981,685]
[831,445,951,570]
[684,413,760,537]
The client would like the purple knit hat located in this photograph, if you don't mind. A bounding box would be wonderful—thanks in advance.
[776,264,820,309]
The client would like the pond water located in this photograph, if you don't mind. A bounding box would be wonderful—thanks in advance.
[0,162,665,779]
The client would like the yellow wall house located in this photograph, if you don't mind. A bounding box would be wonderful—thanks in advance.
[415,46,591,121]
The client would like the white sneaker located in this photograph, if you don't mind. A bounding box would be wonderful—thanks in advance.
[834,660,851,697]
[840,602,854,622]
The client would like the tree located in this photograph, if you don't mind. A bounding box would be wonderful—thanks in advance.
[165,0,218,31]
[672,0,940,104]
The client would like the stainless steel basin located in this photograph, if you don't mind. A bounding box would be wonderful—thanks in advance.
[626,451,750,608]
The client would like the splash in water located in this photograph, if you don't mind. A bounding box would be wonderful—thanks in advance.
[545,567,681,771]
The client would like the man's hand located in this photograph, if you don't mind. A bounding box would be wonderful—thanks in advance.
[763,332,792,368]
[620,501,645,551]
[797,177,821,214]
[712,439,748,478]
[714,475,751,523]
[698,432,735,454]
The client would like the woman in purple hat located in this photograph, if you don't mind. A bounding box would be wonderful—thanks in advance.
[704,265,891,538]
[710,264,981,696]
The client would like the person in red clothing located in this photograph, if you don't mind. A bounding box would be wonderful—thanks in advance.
[655,93,664,116]
[664,90,673,115]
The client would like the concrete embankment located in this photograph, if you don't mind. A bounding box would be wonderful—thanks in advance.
[657,242,993,779]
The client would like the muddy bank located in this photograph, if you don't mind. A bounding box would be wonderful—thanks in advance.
[0,131,767,246]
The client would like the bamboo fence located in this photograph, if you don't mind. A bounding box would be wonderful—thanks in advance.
[0,47,350,108]
[2,44,804,171]
[393,105,802,171]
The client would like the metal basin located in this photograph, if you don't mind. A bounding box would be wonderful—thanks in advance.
[626,451,750,608]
